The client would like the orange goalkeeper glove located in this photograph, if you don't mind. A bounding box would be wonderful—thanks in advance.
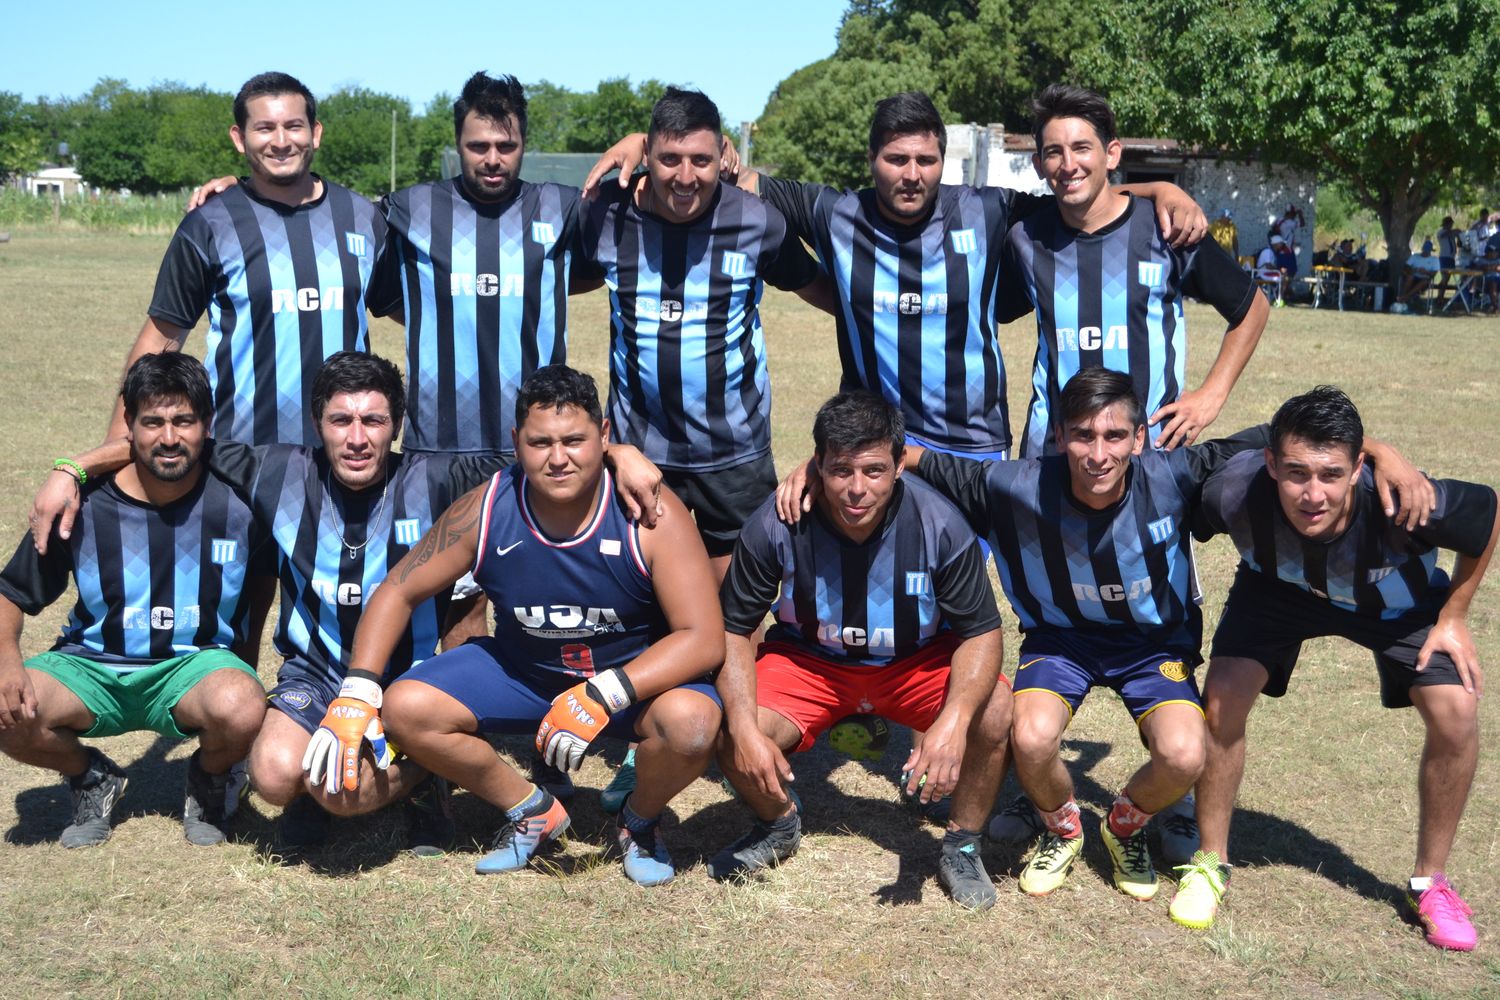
[302,674,393,794]
[535,668,636,772]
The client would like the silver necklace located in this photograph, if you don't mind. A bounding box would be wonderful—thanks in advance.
[326,467,389,560]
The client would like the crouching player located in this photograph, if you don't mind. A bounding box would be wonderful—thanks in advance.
[316,365,724,884]
[1182,386,1496,950]
[713,391,1010,909]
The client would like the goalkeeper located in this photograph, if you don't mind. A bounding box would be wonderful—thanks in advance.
[317,365,723,885]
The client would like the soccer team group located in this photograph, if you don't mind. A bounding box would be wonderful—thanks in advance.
[0,70,1492,951]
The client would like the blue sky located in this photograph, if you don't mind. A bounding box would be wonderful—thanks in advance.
[5,1,847,126]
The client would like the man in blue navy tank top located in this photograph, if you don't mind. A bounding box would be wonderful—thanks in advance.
[120,73,386,449]
[326,366,724,885]
[714,391,1010,909]
[999,84,1267,458]
[1176,386,1497,949]
[0,354,267,848]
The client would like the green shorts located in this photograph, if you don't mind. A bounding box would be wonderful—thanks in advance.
[27,648,260,739]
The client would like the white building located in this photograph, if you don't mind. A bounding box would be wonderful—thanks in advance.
[23,166,86,201]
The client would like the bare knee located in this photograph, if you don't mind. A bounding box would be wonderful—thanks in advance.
[641,691,721,760]
[1149,726,1207,784]
[249,733,308,807]
[972,685,1013,747]
[1010,708,1064,767]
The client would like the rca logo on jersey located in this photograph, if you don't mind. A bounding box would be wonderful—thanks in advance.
[451,273,525,297]
[638,298,706,323]
[817,622,896,650]
[345,232,368,257]
[950,229,977,254]
[874,291,948,316]
[721,251,748,278]
[394,518,422,546]
[210,539,238,564]
[271,287,345,314]
[531,222,557,245]
[905,572,930,596]
[1157,660,1188,682]
[1368,566,1396,583]
[514,605,625,638]
[1137,261,1165,288]
[1072,578,1153,604]
[1057,325,1128,352]
[124,605,201,630]
[1147,517,1175,545]
[313,580,365,607]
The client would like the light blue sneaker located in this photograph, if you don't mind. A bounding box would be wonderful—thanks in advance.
[475,795,570,874]
[617,819,675,886]
[600,747,638,814]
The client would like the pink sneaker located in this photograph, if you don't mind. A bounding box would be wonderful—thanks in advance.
[1407,873,1477,951]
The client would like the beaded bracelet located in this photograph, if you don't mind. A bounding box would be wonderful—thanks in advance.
[52,458,86,485]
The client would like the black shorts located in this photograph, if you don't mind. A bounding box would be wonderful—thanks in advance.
[661,452,777,557]
[1210,564,1461,708]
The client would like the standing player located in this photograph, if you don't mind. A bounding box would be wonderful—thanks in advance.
[713,391,1010,909]
[315,366,724,885]
[578,87,826,581]
[1177,386,1495,951]
[1001,84,1267,457]
[120,73,386,448]
[0,353,266,847]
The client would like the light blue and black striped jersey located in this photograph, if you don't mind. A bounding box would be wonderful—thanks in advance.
[206,443,500,686]
[376,179,578,455]
[917,426,1269,654]
[999,195,1257,457]
[149,178,387,447]
[0,458,263,667]
[759,176,1049,454]
[471,466,663,684]
[579,179,818,471]
[1195,451,1498,619]
[720,477,1001,666]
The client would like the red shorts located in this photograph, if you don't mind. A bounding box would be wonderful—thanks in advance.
[754,634,1008,753]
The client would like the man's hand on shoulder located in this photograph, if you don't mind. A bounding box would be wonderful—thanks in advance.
[187,175,240,212]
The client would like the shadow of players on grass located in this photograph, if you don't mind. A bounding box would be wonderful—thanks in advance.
[1219,807,1397,904]
[7,734,185,845]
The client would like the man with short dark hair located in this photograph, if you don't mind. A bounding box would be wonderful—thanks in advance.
[124,72,387,448]
[324,365,726,886]
[0,353,267,847]
[1178,386,1496,950]
[713,391,1010,908]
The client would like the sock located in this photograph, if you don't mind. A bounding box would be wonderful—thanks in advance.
[504,784,552,822]
[1107,793,1155,838]
[768,808,801,834]
[1410,876,1433,893]
[619,798,658,834]
[1039,798,1082,838]
[68,748,109,788]
[942,828,983,853]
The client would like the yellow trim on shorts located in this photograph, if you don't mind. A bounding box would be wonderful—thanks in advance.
[1014,684,1075,723]
[1134,698,1205,726]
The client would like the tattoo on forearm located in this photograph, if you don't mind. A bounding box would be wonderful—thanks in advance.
[396,491,482,583]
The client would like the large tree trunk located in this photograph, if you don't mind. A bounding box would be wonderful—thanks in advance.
[1374,182,1438,310]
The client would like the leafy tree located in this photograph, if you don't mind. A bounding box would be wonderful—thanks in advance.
[143,87,239,191]
[0,92,45,180]
[317,88,417,196]
[1085,0,1500,297]
[524,80,581,152]
[411,92,455,181]
[72,82,161,192]
[564,78,665,153]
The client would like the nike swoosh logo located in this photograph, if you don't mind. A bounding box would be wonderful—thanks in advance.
[496,541,523,556]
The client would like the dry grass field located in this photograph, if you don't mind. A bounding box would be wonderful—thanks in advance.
[0,229,1498,998]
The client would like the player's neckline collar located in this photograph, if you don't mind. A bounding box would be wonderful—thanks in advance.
[241,173,328,214]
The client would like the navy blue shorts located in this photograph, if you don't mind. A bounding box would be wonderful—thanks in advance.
[1013,629,1201,723]
[267,659,342,735]
[395,636,721,738]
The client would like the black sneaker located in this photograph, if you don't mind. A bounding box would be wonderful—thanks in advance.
[528,754,576,803]
[278,796,331,852]
[939,838,997,911]
[708,811,802,881]
[60,748,127,849]
[405,775,456,858]
[183,750,233,846]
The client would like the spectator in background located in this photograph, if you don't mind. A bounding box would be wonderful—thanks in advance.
[1255,235,1289,304]
[1480,243,1500,314]
[1330,237,1369,281]
[1435,216,1460,308]
[1273,233,1299,277]
[1210,209,1240,259]
[1393,240,1441,314]
[1276,204,1304,249]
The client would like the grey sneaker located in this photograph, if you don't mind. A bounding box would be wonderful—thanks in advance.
[708,811,802,881]
[404,775,456,858]
[1156,793,1199,868]
[60,749,127,849]
[528,753,576,804]
[987,794,1044,843]
[183,751,232,846]
[939,839,997,911]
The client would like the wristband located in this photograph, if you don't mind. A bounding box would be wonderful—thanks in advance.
[338,674,383,709]
[53,458,86,485]
[585,668,636,714]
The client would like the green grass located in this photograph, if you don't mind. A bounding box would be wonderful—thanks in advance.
[1,230,1499,998]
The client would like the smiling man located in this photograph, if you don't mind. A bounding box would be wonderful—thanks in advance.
[1180,386,1498,950]
[712,391,1009,908]
[121,73,387,448]
[1000,84,1266,458]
